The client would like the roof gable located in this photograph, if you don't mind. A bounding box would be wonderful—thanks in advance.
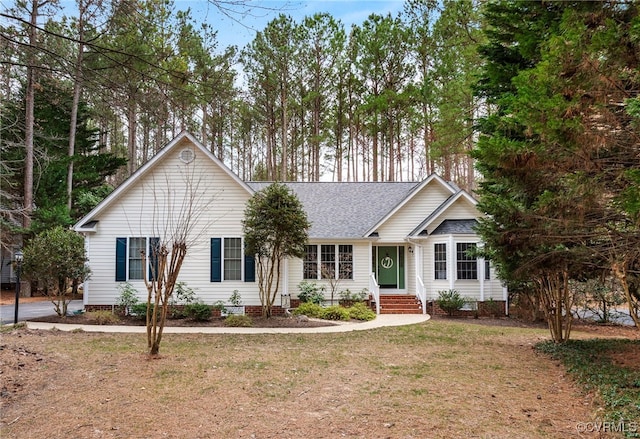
[73,131,254,232]
[409,190,479,237]
[363,174,458,238]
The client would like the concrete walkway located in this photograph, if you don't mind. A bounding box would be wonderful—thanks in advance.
[24,314,430,334]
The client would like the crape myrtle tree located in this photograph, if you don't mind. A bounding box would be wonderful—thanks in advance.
[473,1,640,341]
[138,164,217,356]
[22,226,90,317]
[243,182,310,317]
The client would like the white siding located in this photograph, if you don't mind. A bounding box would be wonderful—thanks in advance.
[376,181,452,242]
[83,139,259,306]
[425,202,481,235]
[286,241,370,302]
[419,235,504,302]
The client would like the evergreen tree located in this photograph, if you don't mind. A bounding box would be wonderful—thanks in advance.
[473,1,640,340]
[243,183,310,317]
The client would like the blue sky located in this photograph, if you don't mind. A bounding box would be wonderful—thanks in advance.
[45,0,405,51]
[180,0,406,50]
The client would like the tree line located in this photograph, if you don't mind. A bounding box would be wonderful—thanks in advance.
[1,0,482,243]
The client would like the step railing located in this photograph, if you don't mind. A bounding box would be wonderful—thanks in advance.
[416,276,427,315]
[369,272,380,315]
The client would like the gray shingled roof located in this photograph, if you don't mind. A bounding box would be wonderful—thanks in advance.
[431,219,479,235]
[247,182,419,239]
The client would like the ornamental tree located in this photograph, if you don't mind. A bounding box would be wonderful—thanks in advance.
[22,226,90,317]
[243,183,310,317]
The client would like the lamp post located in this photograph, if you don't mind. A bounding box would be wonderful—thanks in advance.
[14,250,23,324]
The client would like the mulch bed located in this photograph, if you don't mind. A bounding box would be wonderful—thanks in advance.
[28,313,336,328]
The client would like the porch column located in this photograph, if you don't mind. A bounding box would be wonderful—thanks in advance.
[479,257,485,302]
[448,235,455,290]
[83,234,90,306]
[282,258,289,296]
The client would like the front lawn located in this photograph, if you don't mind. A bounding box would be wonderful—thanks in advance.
[1,319,635,438]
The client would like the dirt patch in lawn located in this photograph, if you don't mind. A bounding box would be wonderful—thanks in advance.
[1,318,636,439]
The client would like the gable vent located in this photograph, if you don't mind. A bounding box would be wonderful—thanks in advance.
[179,148,195,164]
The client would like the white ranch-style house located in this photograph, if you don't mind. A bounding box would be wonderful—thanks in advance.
[73,132,507,316]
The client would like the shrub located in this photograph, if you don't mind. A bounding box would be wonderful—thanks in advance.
[339,288,368,302]
[85,311,120,325]
[116,283,139,316]
[184,303,212,321]
[224,314,253,327]
[130,303,151,320]
[484,298,503,317]
[436,289,467,316]
[212,300,227,313]
[229,290,243,306]
[348,302,376,321]
[169,282,198,318]
[297,280,325,304]
[22,226,91,317]
[292,302,324,318]
[320,305,351,321]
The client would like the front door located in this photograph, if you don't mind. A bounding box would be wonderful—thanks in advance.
[377,246,398,288]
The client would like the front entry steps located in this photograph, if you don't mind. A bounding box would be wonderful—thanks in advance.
[379,294,423,314]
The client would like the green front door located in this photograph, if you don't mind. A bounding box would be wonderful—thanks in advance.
[377,246,397,288]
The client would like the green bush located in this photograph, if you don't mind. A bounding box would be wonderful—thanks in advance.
[436,289,467,316]
[320,305,351,321]
[224,314,252,327]
[130,303,151,320]
[339,288,368,302]
[184,303,212,321]
[85,311,120,325]
[297,280,325,304]
[292,302,324,318]
[348,302,376,321]
[169,282,198,318]
[116,283,139,316]
[229,290,243,306]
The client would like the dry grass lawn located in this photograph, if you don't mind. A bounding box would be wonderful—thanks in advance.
[0,319,629,439]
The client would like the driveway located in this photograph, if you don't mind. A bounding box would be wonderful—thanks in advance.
[0,300,83,325]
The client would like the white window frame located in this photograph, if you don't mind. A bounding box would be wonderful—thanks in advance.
[456,242,478,280]
[433,242,447,280]
[303,244,353,280]
[223,237,243,281]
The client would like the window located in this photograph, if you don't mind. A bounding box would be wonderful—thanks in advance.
[485,259,491,280]
[320,245,335,279]
[303,245,318,280]
[456,243,477,280]
[434,243,447,280]
[304,244,353,280]
[128,238,146,280]
[211,237,255,282]
[339,245,353,280]
[115,237,159,281]
[224,238,242,281]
